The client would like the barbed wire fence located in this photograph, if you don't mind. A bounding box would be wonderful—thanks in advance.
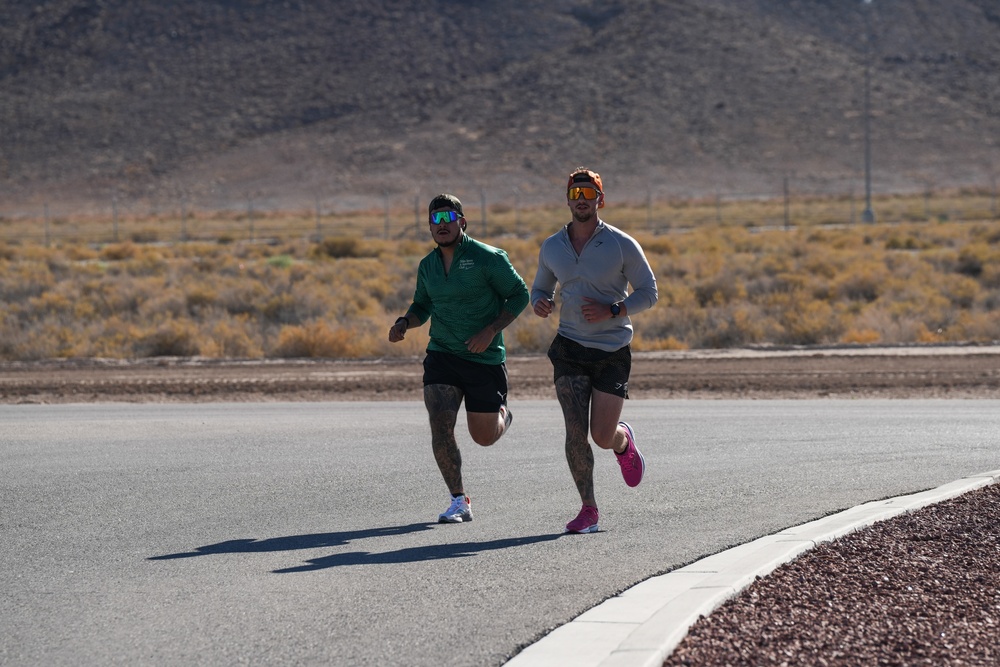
[4,176,999,247]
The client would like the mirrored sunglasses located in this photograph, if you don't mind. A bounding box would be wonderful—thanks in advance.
[568,186,601,201]
[431,210,461,224]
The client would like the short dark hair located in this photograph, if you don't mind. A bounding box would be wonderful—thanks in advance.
[428,194,463,216]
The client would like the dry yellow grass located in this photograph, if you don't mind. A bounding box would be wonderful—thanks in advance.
[0,191,998,361]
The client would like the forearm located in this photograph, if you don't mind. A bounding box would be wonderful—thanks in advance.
[485,308,519,335]
[622,286,657,316]
[623,265,658,316]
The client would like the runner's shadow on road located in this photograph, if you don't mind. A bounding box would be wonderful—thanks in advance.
[272,533,565,573]
[148,522,437,561]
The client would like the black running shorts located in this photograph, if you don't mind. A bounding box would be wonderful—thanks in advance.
[422,350,509,413]
[547,334,631,399]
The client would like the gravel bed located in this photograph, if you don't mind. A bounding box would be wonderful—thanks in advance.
[664,483,1000,666]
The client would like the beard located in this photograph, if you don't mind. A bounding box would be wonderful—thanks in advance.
[572,208,596,224]
[435,230,461,247]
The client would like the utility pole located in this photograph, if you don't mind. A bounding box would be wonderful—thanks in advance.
[861,0,877,223]
[480,190,487,237]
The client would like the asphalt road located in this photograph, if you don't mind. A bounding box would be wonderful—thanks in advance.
[2,399,999,666]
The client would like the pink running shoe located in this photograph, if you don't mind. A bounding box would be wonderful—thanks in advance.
[565,505,600,534]
[615,421,645,487]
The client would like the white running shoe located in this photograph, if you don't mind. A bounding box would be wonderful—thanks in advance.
[500,404,513,431]
[438,495,472,523]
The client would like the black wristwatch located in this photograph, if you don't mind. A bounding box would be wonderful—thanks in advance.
[610,302,621,319]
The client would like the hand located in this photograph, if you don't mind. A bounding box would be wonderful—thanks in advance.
[581,297,612,323]
[533,298,554,319]
[465,327,495,355]
[388,318,408,343]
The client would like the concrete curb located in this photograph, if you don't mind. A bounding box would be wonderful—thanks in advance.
[506,469,1000,667]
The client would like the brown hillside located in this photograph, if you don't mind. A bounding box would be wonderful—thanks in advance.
[1,0,997,215]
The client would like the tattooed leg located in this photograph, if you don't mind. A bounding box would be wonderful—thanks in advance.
[424,384,465,495]
[555,375,596,507]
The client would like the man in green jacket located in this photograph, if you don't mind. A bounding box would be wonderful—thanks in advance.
[389,194,529,524]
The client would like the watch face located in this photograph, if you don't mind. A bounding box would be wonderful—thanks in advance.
[611,303,621,317]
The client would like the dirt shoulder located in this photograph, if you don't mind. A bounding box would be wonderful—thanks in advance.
[3,346,1000,404]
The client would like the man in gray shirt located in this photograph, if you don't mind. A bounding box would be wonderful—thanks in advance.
[530,167,658,534]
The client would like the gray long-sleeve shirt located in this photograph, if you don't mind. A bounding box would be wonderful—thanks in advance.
[530,220,658,352]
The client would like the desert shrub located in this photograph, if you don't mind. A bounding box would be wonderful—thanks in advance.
[262,293,302,325]
[271,321,362,358]
[139,285,188,320]
[647,253,685,280]
[0,311,41,359]
[266,254,294,269]
[945,310,1000,342]
[918,247,959,275]
[76,316,141,358]
[217,280,269,316]
[130,229,159,243]
[27,291,75,316]
[632,333,687,351]
[978,226,1000,245]
[700,305,767,348]
[316,237,372,259]
[884,234,923,250]
[641,303,706,346]
[208,253,248,277]
[16,245,59,261]
[882,250,925,279]
[980,265,1000,290]
[88,274,162,316]
[955,243,992,278]
[912,323,945,344]
[185,285,218,314]
[799,253,840,281]
[939,274,981,309]
[771,271,811,295]
[833,261,888,302]
[382,239,426,259]
[100,242,138,261]
[135,320,202,357]
[173,241,224,260]
[0,260,54,300]
[885,290,954,334]
[508,314,558,354]
[638,235,677,256]
[773,293,839,345]
[840,328,881,344]
[314,258,399,318]
[199,316,264,358]
[728,228,771,254]
[694,275,746,307]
